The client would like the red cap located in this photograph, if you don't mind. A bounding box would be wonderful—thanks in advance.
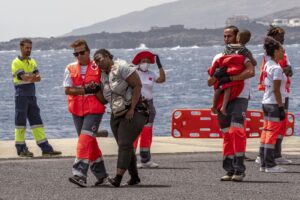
[132,51,155,65]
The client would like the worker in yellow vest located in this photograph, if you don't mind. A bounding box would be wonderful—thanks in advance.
[11,38,61,157]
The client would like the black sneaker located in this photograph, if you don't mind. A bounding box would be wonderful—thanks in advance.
[126,176,141,186]
[108,176,122,187]
[42,150,62,157]
[68,175,87,187]
[94,176,109,186]
[232,172,246,182]
[19,147,34,157]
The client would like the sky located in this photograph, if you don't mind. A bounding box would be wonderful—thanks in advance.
[0,0,177,42]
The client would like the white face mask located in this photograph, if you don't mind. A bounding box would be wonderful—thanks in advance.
[139,63,150,72]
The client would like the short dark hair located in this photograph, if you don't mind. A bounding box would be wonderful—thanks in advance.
[224,25,239,36]
[267,25,285,37]
[70,39,90,51]
[20,38,32,46]
[238,29,251,45]
[94,49,114,60]
[263,36,281,58]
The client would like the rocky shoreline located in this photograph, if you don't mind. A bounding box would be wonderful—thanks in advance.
[1,22,299,51]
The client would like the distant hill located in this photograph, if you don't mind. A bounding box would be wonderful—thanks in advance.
[256,7,300,23]
[2,23,300,51]
[66,0,300,36]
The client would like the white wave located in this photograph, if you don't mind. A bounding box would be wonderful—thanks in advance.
[135,43,149,50]
[171,45,181,50]
[285,43,300,48]
[191,45,200,49]
[41,54,52,58]
[0,50,17,53]
[164,68,174,72]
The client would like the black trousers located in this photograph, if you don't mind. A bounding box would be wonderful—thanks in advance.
[110,111,147,175]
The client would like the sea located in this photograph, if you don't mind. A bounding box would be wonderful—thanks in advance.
[0,44,299,140]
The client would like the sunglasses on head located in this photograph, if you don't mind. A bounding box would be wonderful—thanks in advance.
[73,50,86,57]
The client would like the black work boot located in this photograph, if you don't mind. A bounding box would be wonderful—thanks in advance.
[108,175,123,187]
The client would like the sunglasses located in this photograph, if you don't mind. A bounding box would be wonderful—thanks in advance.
[73,50,86,57]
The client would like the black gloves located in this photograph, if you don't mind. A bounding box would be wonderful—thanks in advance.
[283,66,293,77]
[213,67,227,79]
[218,75,231,85]
[155,54,162,69]
[278,106,286,121]
[84,82,101,94]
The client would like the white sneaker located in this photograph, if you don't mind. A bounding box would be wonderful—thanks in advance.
[275,157,292,164]
[265,165,287,173]
[259,167,265,172]
[137,161,159,168]
[255,156,261,164]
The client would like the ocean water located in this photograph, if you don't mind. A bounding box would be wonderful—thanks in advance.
[0,44,299,140]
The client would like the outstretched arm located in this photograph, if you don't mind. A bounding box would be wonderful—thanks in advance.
[155,54,166,83]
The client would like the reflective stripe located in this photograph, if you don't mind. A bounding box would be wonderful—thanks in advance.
[15,126,26,129]
[223,155,234,159]
[14,81,32,86]
[221,128,230,133]
[81,130,94,137]
[230,122,244,129]
[74,158,89,164]
[36,139,48,145]
[264,116,280,122]
[14,69,25,76]
[15,141,26,145]
[140,148,150,152]
[278,135,284,139]
[235,152,245,157]
[90,156,103,165]
[32,127,47,142]
[31,124,44,129]
[72,169,87,178]
[265,144,275,149]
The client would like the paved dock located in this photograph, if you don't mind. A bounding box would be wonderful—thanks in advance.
[1,136,300,159]
[0,136,300,200]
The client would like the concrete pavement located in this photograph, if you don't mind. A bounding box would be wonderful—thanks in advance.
[1,136,300,200]
[0,152,300,200]
[1,136,300,159]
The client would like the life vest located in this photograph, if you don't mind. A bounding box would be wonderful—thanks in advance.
[208,54,246,110]
[67,60,105,116]
[258,54,291,93]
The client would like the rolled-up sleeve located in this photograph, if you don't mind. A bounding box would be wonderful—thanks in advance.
[63,67,73,87]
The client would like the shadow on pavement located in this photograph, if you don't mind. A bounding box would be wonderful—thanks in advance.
[241,180,290,184]
[278,163,300,166]
[91,184,171,188]
[185,160,220,163]
[140,167,192,170]
[122,184,171,188]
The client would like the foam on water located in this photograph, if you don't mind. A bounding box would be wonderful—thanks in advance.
[135,43,148,50]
